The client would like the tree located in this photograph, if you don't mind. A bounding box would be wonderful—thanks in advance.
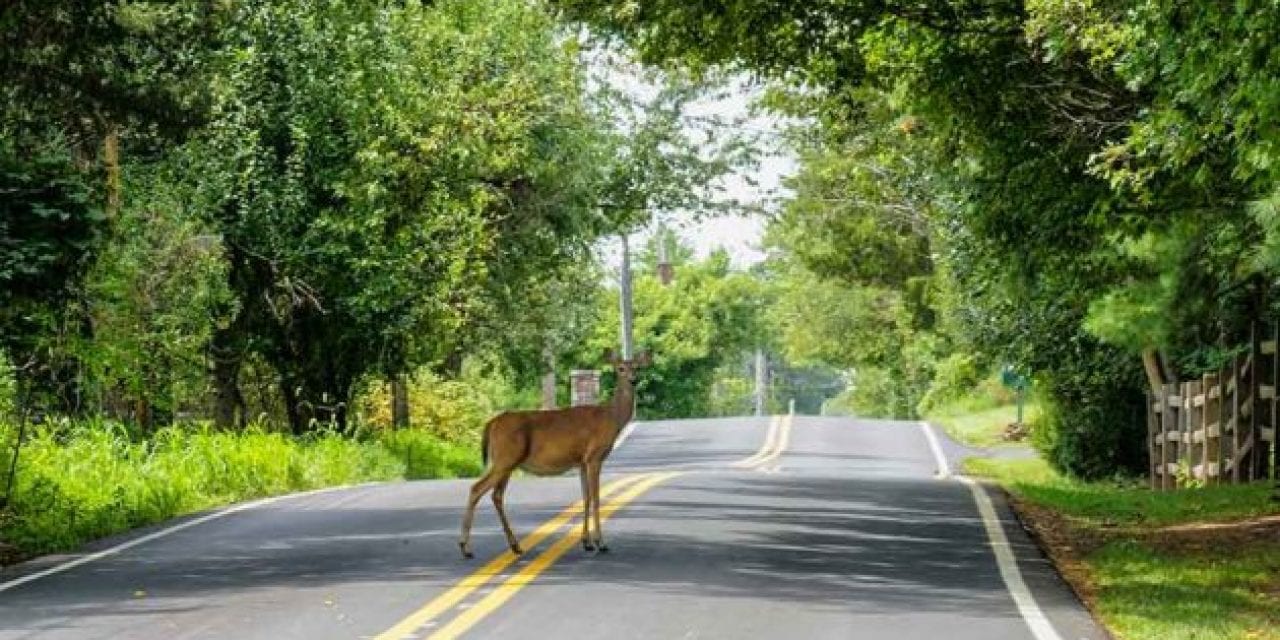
[552,0,1158,476]
[589,246,767,418]
[196,0,617,432]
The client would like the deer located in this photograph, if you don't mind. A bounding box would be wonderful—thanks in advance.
[458,349,650,559]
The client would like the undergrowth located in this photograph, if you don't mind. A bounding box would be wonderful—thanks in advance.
[0,419,481,559]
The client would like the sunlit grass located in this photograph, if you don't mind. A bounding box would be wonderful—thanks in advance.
[967,456,1280,640]
[964,457,1278,527]
[928,402,1037,449]
[0,420,480,559]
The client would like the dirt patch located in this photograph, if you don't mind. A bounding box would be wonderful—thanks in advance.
[1133,515,1280,555]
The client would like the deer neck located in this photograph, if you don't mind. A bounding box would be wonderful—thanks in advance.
[609,375,635,431]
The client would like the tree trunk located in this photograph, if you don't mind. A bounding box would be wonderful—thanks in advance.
[211,328,245,429]
[391,374,410,428]
[1140,349,1166,395]
[103,125,121,220]
[281,379,304,435]
[439,349,464,378]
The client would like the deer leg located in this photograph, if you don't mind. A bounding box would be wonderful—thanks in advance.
[579,466,595,552]
[588,460,607,552]
[492,475,522,555]
[459,469,499,559]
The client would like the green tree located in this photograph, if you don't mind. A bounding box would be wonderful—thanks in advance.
[590,246,766,418]
[196,0,616,432]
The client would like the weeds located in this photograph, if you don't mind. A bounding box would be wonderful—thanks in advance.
[0,419,479,559]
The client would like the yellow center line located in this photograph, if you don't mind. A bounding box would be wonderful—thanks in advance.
[426,471,684,640]
[755,412,793,468]
[373,473,650,640]
[733,415,780,467]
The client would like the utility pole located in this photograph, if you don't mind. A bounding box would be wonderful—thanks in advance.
[619,234,634,360]
[754,348,766,416]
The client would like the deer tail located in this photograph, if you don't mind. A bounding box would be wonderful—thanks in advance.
[480,421,491,467]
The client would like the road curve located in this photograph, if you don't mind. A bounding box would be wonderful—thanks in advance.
[0,416,1105,639]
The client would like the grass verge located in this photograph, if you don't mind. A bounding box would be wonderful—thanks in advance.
[965,456,1280,639]
[927,402,1037,449]
[0,421,481,563]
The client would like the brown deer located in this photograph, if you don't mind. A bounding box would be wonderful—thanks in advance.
[458,350,649,559]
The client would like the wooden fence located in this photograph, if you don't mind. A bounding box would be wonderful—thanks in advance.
[1148,327,1278,489]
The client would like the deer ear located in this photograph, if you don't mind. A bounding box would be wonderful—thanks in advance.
[603,348,618,365]
[636,351,653,367]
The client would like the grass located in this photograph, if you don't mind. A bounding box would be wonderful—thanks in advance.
[1090,541,1280,640]
[0,420,482,561]
[927,402,1038,449]
[963,457,1278,527]
[966,455,1280,639]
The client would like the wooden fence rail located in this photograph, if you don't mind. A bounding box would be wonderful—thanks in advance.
[1148,327,1278,489]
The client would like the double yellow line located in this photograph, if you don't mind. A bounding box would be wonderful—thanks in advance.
[375,471,680,640]
[733,413,793,471]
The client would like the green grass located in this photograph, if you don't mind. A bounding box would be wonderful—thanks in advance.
[927,402,1037,449]
[0,421,481,559]
[964,457,1278,527]
[966,456,1280,640]
[1090,540,1280,640]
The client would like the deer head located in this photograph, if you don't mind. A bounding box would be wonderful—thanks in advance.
[603,349,651,385]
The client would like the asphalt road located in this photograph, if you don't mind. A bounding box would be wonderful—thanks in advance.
[0,416,1106,639]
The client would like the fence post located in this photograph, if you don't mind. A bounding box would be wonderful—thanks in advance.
[1267,323,1278,483]
[1249,324,1261,482]
[1152,386,1162,486]
[1161,382,1176,491]
[1204,372,1220,485]
[1219,363,1229,485]
[1233,353,1244,483]
[1189,378,1203,483]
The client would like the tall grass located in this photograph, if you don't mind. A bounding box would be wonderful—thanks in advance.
[0,419,480,559]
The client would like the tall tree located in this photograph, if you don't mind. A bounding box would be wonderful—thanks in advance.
[198,0,616,432]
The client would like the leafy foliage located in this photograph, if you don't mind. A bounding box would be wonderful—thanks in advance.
[553,0,1280,477]
[191,0,618,430]
[589,245,766,418]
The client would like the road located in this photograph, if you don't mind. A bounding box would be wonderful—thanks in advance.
[0,416,1105,639]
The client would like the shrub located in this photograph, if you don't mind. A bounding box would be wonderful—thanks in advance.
[1032,344,1148,480]
[917,353,982,415]
[356,361,524,443]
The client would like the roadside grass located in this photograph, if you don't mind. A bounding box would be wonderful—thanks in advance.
[962,457,1277,527]
[927,402,1037,449]
[1090,540,1280,640]
[965,456,1280,640]
[0,420,481,561]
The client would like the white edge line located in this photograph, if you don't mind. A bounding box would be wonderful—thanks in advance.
[613,421,638,450]
[918,420,952,478]
[0,481,384,594]
[918,421,1063,640]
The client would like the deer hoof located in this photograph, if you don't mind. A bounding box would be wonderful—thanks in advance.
[596,543,609,554]
[582,540,595,552]
[510,544,524,556]
[459,542,474,560]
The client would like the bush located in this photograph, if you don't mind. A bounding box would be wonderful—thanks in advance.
[1032,345,1148,480]
[378,428,483,480]
[917,353,983,415]
[0,418,478,558]
[356,363,520,443]
[826,366,901,417]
